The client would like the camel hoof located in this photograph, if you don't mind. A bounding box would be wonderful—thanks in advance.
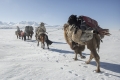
[73,58,78,61]
[85,61,90,64]
[81,56,86,59]
[94,69,101,73]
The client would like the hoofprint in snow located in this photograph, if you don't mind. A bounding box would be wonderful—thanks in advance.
[0,27,120,80]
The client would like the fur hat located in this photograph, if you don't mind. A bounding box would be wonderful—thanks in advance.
[67,14,78,25]
[40,22,44,26]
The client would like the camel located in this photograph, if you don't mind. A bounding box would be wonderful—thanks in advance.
[37,33,53,49]
[63,14,111,72]
[63,23,101,72]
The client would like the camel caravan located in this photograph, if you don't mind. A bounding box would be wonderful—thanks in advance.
[15,15,110,72]
[15,26,34,41]
[15,22,53,49]
[63,15,110,72]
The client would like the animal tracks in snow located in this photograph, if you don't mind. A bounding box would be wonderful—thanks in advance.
[64,65,69,67]
[68,70,79,77]
[68,71,72,73]
[100,71,112,78]
[83,65,88,68]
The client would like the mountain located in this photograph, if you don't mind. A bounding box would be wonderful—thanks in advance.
[0,21,39,29]
[0,21,62,29]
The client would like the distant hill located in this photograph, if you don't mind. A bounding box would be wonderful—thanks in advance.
[0,21,39,29]
[0,21,62,29]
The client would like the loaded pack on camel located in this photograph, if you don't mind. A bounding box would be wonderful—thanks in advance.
[25,26,34,33]
[64,15,111,72]
[25,26,34,40]
[67,15,110,45]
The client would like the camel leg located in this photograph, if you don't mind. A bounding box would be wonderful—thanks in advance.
[30,34,31,39]
[90,49,100,72]
[77,45,86,59]
[41,42,45,49]
[74,50,86,60]
[86,35,101,72]
[85,53,93,64]
[46,43,49,49]
[31,35,32,39]
[74,51,78,60]
[94,53,100,73]
[41,42,43,48]
[79,52,86,59]
[43,43,45,49]
[37,41,39,46]
[41,42,42,48]
[27,34,29,40]
[24,35,26,41]
[18,35,20,39]
[30,34,32,40]
[74,47,80,60]
[69,42,76,50]
[19,34,21,39]
[22,36,23,40]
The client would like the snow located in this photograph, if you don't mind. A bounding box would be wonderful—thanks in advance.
[0,27,120,80]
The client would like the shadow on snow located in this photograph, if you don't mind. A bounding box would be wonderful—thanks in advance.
[91,61,120,78]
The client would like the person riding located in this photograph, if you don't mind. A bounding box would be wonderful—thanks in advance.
[38,22,46,33]
[36,22,46,38]
[17,26,20,32]
[36,22,52,45]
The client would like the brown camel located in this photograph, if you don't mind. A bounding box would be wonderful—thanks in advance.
[63,23,101,72]
[37,33,52,49]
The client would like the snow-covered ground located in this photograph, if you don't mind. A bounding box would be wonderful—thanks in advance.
[0,27,120,80]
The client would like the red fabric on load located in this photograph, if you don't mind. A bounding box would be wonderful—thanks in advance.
[82,16,98,28]
[81,16,110,36]
[21,32,24,36]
